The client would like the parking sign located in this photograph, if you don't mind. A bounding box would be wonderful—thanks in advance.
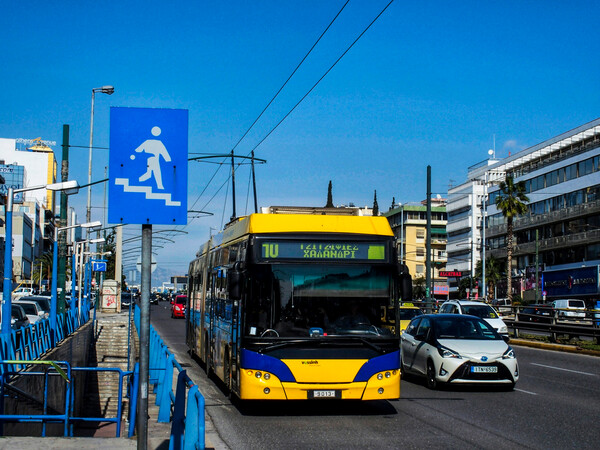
[109,107,188,225]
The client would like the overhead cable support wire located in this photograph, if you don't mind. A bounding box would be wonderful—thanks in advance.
[247,0,396,156]
[229,0,350,156]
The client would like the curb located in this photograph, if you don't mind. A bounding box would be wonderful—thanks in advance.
[510,338,600,357]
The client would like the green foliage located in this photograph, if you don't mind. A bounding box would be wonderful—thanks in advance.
[494,176,529,301]
[325,180,334,208]
[413,276,426,299]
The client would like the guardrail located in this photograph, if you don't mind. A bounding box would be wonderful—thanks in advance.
[0,360,137,438]
[0,303,92,375]
[133,305,205,449]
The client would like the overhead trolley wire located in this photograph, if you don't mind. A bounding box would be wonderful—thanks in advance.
[229,0,351,156]
[247,0,396,156]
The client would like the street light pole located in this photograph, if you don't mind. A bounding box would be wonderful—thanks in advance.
[2,180,80,337]
[87,86,114,237]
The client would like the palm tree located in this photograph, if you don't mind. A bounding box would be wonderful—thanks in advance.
[475,255,504,301]
[495,176,529,302]
[32,251,54,288]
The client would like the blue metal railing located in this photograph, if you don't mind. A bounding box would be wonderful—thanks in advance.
[0,360,137,437]
[0,302,92,375]
[133,305,205,449]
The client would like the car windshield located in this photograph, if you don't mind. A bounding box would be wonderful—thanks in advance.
[435,317,500,340]
[399,308,423,321]
[462,304,499,319]
[176,297,186,305]
[18,303,37,315]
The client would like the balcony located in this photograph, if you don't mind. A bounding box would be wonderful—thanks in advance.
[446,216,471,234]
[486,199,600,238]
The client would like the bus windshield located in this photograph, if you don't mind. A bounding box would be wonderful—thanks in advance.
[245,264,393,338]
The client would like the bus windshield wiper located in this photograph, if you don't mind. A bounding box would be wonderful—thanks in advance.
[256,337,384,354]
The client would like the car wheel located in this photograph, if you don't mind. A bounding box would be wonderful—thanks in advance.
[426,360,439,390]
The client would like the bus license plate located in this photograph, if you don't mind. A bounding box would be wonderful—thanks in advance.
[309,390,338,399]
[471,366,498,373]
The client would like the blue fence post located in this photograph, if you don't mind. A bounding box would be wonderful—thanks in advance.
[129,362,140,438]
[158,353,175,422]
[169,370,188,450]
[184,386,205,450]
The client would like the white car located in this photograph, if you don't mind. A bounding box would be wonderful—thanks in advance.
[401,314,519,390]
[13,300,46,324]
[551,299,586,319]
[12,287,35,300]
[438,300,509,337]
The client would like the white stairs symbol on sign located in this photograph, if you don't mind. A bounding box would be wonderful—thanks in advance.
[115,178,181,206]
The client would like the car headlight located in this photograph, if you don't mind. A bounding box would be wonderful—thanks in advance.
[438,346,461,359]
[499,325,508,334]
[502,346,515,359]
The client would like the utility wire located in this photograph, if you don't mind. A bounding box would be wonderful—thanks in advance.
[247,0,396,156]
[229,0,350,156]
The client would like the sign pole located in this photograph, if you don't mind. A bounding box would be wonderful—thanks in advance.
[138,223,152,449]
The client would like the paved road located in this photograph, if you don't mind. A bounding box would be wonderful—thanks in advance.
[150,301,600,449]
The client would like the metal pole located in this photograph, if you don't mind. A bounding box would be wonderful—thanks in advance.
[138,224,152,449]
[251,150,258,213]
[58,124,70,314]
[426,166,432,313]
[482,194,486,301]
[50,235,59,346]
[230,151,236,221]
[71,252,77,312]
[87,90,95,233]
[2,188,14,336]
[535,229,540,302]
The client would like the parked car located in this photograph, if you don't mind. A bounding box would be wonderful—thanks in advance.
[550,299,586,319]
[171,295,187,318]
[11,286,35,300]
[13,300,46,323]
[19,296,51,316]
[491,298,512,316]
[401,314,518,390]
[11,304,30,330]
[438,300,509,338]
[518,304,553,323]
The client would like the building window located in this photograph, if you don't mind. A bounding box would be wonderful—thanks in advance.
[416,247,425,257]
[416,264,425,275]
[416,229,425,239]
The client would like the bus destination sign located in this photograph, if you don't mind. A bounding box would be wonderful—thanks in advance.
[260,241,386,261]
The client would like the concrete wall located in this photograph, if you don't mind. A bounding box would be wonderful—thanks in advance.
[3,321,93,436]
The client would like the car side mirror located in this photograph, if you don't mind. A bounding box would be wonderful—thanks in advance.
[502,335,510,344]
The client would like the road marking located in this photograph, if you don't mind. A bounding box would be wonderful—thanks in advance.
[531,363,597,376]
[515,388,537,395]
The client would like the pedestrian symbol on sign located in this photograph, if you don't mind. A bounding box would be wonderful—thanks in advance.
[109,107,188,225]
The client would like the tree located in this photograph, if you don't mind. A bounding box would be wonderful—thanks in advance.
[413,276,426,299]
[373,190,379,216]
[475,255,504,301]
[325,180,334,208]
[494,176,529,302]
[390,196,396,211]
[32,251,53,288]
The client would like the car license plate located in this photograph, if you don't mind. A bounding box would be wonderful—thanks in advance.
[471,366,498,373]
[308,390,338,399]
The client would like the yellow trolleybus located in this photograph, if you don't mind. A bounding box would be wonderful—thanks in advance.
[186,207,412,400]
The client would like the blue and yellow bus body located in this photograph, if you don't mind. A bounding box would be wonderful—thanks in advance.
[186,211,410,400]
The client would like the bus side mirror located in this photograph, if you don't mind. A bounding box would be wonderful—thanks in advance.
[228,263,245,300]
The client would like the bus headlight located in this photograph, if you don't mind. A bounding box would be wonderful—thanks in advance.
[377,373,383,380]
[263,373,271,380]
[255,371,262,378]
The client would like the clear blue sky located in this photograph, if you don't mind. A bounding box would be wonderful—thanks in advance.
[1,1,599,280]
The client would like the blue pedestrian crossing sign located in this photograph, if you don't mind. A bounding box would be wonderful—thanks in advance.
[109,107,188,225]
[92,260,107,272]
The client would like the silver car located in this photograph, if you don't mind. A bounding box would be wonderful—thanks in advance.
[401,314,519,390]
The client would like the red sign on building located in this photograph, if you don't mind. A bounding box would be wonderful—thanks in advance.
[439,271,462,277]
